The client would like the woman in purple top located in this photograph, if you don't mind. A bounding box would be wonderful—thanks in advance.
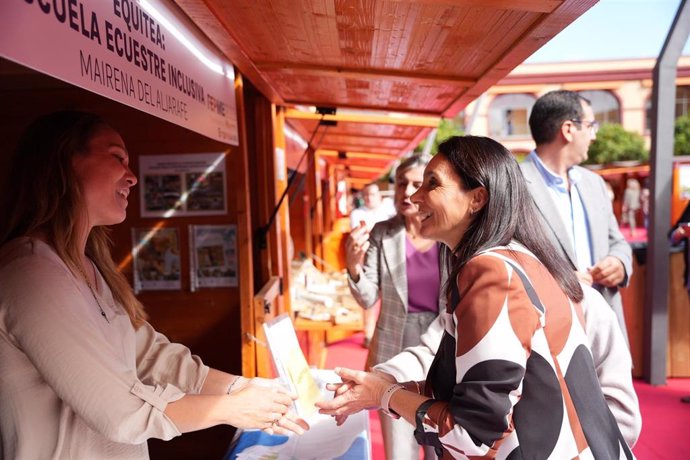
[346,154,446,460]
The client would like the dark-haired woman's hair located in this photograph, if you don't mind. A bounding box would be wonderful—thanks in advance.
[438,135,583,303]
[0,111,147,327]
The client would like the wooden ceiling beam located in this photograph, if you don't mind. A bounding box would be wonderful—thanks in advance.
[319,150,400,160]
[258,62,476,87]
[285,100,441,117]
[327,157,396,167]
[337,164,392,174]
[314,132,418,142]
[346,177,381,186]
[441,1,595,117]
[320,141,408,151]
[401,127,434,156]
[386,0,562,14]
[330,162,392,171]
[173,0,284,104]
[286,109,440,128]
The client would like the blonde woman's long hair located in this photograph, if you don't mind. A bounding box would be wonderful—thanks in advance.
[0,111,147,328]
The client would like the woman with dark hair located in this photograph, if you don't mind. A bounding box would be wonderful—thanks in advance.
[318,136,633,459]
[0,111,308,459]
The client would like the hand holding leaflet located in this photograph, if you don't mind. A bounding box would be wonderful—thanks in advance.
[263,314,321,417]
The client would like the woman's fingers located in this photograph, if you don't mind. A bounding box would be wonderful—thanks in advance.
[334,414,349,426]
[261,412,310,436]
[324,380,355,396]
[347,228,370,252]
[271,387,299,405]
[334,382,354,396]
[334,367,364,384]
[350,225,368,240]
[257,378,299,399]
[283,412,310,430]
[274,413,310,435]
[273,385,299,400]
[315,390,361,415]
[265,399,294,422]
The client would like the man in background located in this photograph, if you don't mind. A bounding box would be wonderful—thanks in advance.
[520,90,633,345]
[350,182,395,230]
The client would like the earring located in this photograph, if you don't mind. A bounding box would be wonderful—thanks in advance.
[469,208,475,215]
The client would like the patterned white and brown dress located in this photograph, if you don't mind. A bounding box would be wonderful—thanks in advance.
[415,243,633,459]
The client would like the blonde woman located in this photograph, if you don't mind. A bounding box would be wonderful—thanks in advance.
[0,112,308,459]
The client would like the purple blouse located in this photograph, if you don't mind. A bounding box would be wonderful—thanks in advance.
[405,236,441,314]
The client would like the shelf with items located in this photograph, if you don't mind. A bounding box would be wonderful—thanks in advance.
[290,259,363,328]
[290,259,364,367]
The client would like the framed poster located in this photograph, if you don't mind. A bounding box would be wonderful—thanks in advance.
[132,227,182,293]
[139,153,227,218]
[190,224,238,290]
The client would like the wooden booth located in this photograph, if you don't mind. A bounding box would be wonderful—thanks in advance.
[1,0,603,458]
[612,161,690,378]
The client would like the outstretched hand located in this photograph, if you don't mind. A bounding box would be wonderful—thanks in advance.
[315,367,391,426]
[228,378,309,435]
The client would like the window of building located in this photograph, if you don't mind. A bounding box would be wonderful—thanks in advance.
[644,86,690,132]
[579,90,621,124]
[676,86,690,118]
[488,94,535,138]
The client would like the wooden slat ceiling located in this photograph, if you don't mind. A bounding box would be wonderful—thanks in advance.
[174,0,597,184]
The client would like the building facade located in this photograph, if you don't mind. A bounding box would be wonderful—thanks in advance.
[464,56,690,155]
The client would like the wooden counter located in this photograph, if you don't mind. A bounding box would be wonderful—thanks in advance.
[621,250,690,377]
[294,316,363,368]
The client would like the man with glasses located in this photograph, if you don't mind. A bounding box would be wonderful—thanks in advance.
[520,90,633,346]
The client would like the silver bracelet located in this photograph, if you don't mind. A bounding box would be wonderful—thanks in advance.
[380,383,405,418]
[227,376,247,394]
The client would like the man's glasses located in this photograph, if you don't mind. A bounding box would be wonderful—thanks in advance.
[571,118,600,135]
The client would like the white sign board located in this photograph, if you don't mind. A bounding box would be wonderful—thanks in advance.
[0,0,238,145]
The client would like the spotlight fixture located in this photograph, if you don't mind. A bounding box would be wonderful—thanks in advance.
[315,106,337,116]
[316,106,338,126]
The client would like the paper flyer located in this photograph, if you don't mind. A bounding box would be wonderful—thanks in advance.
[263,314,321,417]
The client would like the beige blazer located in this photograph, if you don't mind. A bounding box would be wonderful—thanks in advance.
[520,154,633,345]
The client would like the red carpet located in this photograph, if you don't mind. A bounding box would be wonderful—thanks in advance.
[632,378,690,459]
[324,332,690,460]
[619,225,648,244]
